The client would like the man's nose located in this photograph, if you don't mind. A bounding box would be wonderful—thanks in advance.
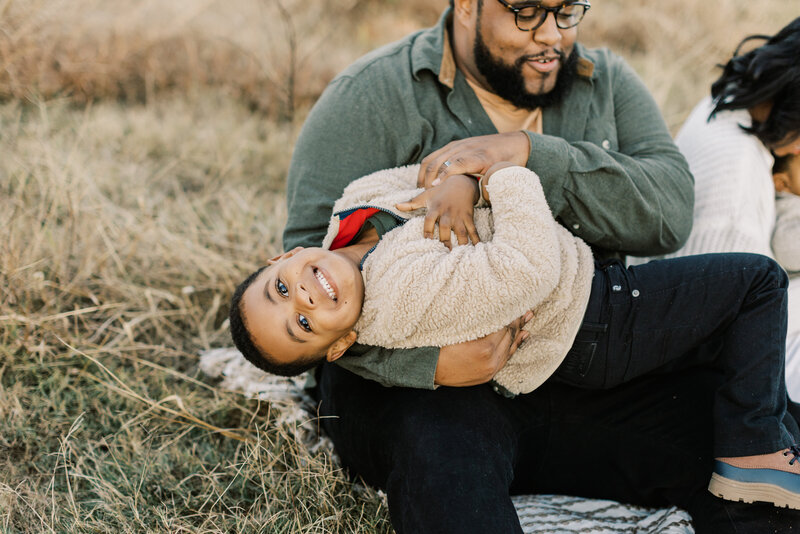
[533,12,562,47]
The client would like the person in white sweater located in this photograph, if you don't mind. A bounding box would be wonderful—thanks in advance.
[629,17,800,401]
[772,154,800,273]
[229,162,800,510]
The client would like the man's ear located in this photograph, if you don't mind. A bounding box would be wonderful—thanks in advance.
[453,0,475,25]
[326,331,357,362]
[774,172,791,193]
[267,246,304,265]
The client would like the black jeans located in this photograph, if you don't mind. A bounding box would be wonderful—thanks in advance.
[315,253,800,533]
[552,253,799,457]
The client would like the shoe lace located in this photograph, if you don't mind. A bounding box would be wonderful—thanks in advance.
[786,444,800,466]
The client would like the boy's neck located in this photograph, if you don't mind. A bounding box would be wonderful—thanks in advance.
[332,226,380,267]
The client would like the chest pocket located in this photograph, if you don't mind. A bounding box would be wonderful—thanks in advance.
[584,122,619,152]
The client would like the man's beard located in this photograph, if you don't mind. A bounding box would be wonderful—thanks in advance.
[473,30,578,110]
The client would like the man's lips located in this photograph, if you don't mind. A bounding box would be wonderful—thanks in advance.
[313,267,338,302]
[526,56,560,73]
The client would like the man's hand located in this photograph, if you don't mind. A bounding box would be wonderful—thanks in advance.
[396,174,481,249]
[417,132,530,189]
[434,311,533,387]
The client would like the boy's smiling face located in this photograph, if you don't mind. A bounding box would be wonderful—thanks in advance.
[241,247,364,366]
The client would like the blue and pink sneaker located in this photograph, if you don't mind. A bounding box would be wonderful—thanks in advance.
[709,444,800,509]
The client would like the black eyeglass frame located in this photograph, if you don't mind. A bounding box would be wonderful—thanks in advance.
[494,0,592,32]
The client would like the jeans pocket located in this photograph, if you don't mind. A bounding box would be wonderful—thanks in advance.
[553,322,607,388]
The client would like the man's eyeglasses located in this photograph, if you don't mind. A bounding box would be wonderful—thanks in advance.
[495,1,591,32]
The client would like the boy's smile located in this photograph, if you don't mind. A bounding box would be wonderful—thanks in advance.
[241,247,364,365]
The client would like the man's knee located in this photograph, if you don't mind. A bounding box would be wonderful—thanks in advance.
[738,253,788,289]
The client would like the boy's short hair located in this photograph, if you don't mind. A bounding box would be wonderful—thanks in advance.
[229,266,322,377]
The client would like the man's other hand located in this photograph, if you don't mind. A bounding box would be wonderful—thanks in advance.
[434,311,533,387]
[417,131,530,189]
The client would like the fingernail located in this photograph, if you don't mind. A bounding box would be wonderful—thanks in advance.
[522,332,530,340]
[525,311,533,321]
[431,178,440,186]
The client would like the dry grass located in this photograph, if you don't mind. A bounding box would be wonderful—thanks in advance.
[0,92,392,532]
[0,0,796,532]
[580,0,796,131]
[0,0,441,120]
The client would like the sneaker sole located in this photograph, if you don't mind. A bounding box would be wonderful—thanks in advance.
[709,473,800,510]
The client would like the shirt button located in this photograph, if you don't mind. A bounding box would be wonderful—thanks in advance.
[632,289,640,297]
[602,139,611,149]
[612,285,622,292]
[572,223,580,230]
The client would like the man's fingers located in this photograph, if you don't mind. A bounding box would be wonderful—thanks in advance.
[507,316,524,334]
[430,156,473,187]
[492,327,515,373]
[420,150,474,188]
[508,329,529,358]
[419,154,448,188]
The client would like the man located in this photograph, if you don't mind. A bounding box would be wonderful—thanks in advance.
[283,1,800,532]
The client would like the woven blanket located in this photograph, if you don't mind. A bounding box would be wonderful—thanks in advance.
[199,348,694,534]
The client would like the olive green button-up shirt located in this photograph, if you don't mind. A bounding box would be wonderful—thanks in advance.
[283,9,693,390]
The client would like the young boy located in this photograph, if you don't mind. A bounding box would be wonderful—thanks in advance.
[229,163,800,509]
[772,153,800,274]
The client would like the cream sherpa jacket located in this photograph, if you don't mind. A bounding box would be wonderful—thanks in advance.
[322,165,594,394]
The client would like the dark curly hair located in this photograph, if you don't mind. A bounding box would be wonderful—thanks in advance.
[228,266,322,377]
[709,17,800,149]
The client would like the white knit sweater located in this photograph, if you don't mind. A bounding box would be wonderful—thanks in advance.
[661,97,776,259]
[322,165,595,395]
[631,97,800,400]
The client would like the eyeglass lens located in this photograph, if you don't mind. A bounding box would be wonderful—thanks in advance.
[516,4,587,31]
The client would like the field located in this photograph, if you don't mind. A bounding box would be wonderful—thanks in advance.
[0,1,795,532]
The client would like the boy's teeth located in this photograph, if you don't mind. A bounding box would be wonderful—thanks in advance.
[314,268,337,301]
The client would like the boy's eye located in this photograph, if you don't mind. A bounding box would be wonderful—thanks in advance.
[298,314,312,332]
[276,278,289,297]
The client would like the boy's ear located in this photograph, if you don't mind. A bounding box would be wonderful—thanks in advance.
[326,331,357,362]
[267,246,304,265]
[774,172,791,193]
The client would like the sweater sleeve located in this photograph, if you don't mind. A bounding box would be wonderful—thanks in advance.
[527,57,694,256]
[662,106,775,260]
[358,166,563,348]
[773,193,800,274]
